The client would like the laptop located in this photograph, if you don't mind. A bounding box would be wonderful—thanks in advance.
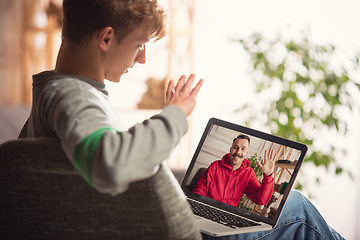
[181,118,308,237]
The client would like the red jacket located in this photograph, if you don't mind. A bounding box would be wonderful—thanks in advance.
[192,153,274,207]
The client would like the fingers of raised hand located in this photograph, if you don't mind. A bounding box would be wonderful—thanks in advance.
[264,148,277,163]
[272,153,277,163]
[174,75,187,96]
[190,78,204,98]
[182,74,195,97]
[264,149,268,162]
[269,148,274,160]
[164,74,203,116]
[172,74,202,98]
[166,79,175,103]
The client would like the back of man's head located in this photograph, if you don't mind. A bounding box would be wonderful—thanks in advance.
[62,0,168,44]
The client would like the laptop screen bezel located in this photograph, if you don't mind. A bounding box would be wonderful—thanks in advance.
[181,117,308,227]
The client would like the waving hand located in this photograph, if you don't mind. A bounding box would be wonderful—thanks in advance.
[257,148,277,177]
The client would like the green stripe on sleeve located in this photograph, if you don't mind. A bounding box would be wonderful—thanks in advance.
[73,127,116,187]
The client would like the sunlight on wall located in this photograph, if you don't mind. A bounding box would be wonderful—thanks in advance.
[189,0,360,239]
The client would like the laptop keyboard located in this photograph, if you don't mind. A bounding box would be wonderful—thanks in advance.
[187,198,261,229]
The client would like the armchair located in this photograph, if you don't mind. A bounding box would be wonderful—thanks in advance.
[0,138,201,240]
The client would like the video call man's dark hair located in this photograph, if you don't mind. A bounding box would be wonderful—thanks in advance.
[233,134,250,144]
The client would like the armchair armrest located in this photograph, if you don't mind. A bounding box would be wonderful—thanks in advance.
[0,138,201,240]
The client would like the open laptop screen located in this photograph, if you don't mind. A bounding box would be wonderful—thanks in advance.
[181,118,308,227]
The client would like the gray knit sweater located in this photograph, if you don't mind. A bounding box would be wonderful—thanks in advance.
[21,70,188,195]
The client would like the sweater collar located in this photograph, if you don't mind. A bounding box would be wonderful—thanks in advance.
[33,70,108,96]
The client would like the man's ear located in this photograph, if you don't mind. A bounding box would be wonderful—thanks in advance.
[98,27,115,51]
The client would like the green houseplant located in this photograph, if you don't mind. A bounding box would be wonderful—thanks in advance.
[236,32,360,193]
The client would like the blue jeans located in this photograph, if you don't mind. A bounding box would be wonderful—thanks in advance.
[202,190,345,240]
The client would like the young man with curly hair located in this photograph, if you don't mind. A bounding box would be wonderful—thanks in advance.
[20,0,203,195]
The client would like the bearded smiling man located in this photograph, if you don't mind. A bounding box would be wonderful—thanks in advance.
[192,134,276,207]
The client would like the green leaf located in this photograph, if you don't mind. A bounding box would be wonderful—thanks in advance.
[294,182,303,190]
[237,31,360,195]
[335,167,343,174]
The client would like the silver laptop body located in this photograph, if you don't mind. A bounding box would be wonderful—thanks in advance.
[181,118,308,237]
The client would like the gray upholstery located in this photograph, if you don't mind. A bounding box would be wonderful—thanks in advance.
[0,138,201,240]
